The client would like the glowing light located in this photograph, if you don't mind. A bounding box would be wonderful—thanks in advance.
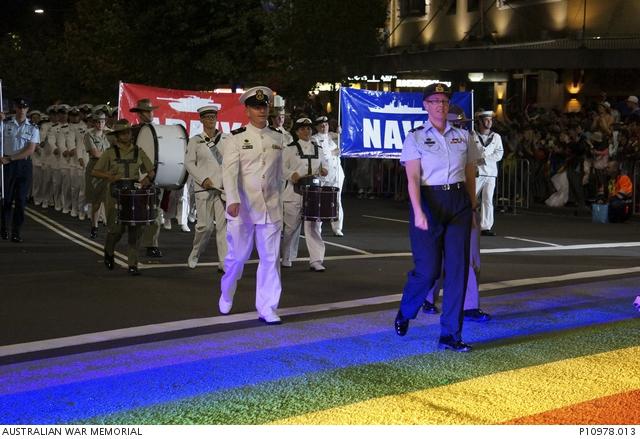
[468,72,484,82]
[34,8,44,14]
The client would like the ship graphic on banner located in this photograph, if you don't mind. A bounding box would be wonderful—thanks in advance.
[157,95,222,113]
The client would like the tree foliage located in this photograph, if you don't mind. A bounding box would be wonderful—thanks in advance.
[0,0,386,108]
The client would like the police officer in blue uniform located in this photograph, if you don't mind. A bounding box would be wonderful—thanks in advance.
[394,83,480,352]
[1,98,40,242]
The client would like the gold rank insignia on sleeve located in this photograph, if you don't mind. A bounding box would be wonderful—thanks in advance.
[272,144,282,150]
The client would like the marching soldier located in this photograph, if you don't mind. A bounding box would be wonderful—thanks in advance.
[68,106,89,219]
[27,110,44,206]
[393,83,480,352]
[40,105,58,209]
[312,115,345,237]
[84,111,111,238]
[91,119,155,275]
[184,105,228,270]
[473,109,504,236]
[130,98,164,258]
[281,117,330,271]
[1,98,40,242]
[219,86,285,325]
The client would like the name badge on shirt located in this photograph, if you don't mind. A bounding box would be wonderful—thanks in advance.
[242,140,253,150]
[424,138,436,146]
[272,144,282,150]
[450,138,464,144]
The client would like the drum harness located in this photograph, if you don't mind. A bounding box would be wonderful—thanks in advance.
[110,144,141,195]
[287,140,321,191]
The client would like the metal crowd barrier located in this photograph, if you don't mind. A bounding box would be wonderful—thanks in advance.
[633,160,640,215]
[495,158,530,214]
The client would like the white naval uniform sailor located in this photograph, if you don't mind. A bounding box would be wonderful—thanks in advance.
[312,118,344,236]
[69,114,89,219]
[32,115,50,206]
[473,110,503,233]
[218,85,285,325]
[282,123,330,271]
[41,113,58,208]
[184,108,228,270]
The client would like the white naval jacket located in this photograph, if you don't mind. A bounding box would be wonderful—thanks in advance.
[282,138,330,202]
[221,123,285,224]
[69,121,88,169]
[311,132,343,188]
[472,130,504,177]
[185,131,226,200]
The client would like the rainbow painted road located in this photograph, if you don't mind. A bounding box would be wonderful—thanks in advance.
[1,277,639,424]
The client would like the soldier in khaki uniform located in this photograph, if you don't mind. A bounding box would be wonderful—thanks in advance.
[130,98,164,258]
[91,119,155,275]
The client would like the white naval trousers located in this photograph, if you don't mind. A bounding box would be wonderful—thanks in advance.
[40,166,54,207]
[52,167,63,210]
[220,220,282,317]
[31,165,43,204]
[281,198,325,265]
[60,167,72,213]
[476,175,496,231]
[190,192,227,269]
[70,167,86,218]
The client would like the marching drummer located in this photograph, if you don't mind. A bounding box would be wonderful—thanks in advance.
[281,117,330,272]
[219,86,286,325]
[184,104,228,271]
[91,119,155,276]
[130,98,164,259]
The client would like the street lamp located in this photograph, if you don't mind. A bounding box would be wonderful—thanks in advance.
[34,8,44,14]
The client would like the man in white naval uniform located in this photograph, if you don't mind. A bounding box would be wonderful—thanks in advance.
[68,107,89,219]
[312,115,344,237]
[184,104,228,271]
[473,110,503,236]
[219,86,285,325]
[27,110,44,206]
[40,105,58,209]
[282,117,329,271]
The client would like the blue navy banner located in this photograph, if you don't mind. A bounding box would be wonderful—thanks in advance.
[339,87,473,159]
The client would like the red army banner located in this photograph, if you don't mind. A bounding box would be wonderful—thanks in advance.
[117,82,249,135]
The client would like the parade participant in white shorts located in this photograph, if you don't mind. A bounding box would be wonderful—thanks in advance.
[219,86,286,325]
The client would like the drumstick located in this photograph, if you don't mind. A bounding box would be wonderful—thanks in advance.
[193,187,223,194]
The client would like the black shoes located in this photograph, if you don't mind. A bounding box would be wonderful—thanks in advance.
[10,233,22,243]
[90,227,98,239]
[104,252,114,270]
[438,336,472,352]
[0,230,8,240]
[128,266,141,276]
[394,311,409,336]
[422,300,439,314]
[146,247,163,258]
[481,230,496,236]
[464,309,491,322]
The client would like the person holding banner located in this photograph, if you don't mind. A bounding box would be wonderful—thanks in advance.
[185,105,228,271]
[394,83,480,353]
[91,119,155,275]
[473,109,503,236]
[281,117,329,271]
[1,98,40,243]
[219,86,285,325]
[312,115,344,237]
[130,98,164,258]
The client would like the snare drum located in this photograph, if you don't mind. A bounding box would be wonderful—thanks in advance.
[116,187,160,225]
[135,123,188,190]
[294,175,321,195]
[302,186,339,221]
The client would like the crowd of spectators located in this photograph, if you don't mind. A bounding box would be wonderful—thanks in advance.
[488,94,640,210]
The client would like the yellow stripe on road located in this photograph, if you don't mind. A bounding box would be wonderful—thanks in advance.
[274,346,640,425]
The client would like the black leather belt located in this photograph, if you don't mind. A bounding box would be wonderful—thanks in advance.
[422,182,464,191]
